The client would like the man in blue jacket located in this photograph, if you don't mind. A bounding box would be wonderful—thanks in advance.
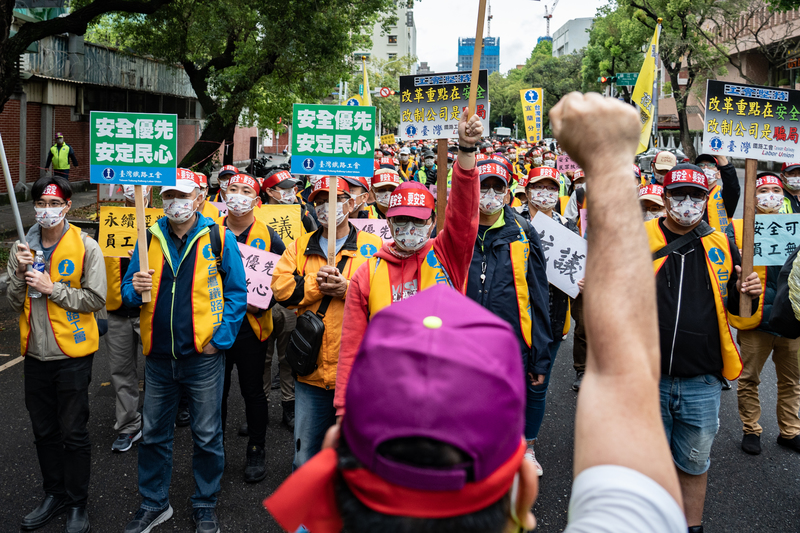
[465,157,552,474]
[120,169,247,533]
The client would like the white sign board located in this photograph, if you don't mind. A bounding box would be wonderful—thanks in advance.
[531,211,587,298]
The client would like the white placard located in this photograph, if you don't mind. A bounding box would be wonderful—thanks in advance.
[531,211,587,298]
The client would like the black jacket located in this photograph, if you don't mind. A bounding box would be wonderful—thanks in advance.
[719,162,740,218]
[769,248,800,338]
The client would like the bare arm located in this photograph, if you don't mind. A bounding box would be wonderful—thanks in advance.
[550,92,682,507]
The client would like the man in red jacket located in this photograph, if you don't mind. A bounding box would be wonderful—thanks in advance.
[334,110,483,415]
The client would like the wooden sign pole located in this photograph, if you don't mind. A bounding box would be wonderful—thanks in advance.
[739,158,757,318]
[134,185,151,303]
[327,177,337,266]
[467,0,488,117]
[436,139,448,233]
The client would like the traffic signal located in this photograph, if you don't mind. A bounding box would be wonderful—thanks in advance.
[597,75,617,83]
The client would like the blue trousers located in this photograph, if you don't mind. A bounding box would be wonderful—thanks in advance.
[525,341,561,440]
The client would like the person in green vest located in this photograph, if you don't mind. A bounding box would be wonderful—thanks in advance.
[413,150,437,184]
[45,133,79,179]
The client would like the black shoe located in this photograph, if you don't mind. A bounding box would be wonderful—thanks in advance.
[282,400,295,431]
[65,506,90,533]
[688,526,704,533]
[741,433,761,455]
[21,494,67,530]
[271,374,280,390]
[124,505,173,533]
[572,371,585,392]
[244,444,267,483]
[112,430,142,453]
[238,422,249,436]
[777,434,800,452]
[176,407,190,427]
[193,507,220,533]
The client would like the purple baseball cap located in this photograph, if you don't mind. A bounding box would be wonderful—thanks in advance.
[341,284,525,491]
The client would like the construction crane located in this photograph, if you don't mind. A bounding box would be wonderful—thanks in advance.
[543,0,559,37]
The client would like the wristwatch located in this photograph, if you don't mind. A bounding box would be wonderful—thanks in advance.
[458,144,477,153]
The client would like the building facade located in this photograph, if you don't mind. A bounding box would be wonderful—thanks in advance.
[357,4,417,71]
[457,37,500,74]
[552,18,593,57]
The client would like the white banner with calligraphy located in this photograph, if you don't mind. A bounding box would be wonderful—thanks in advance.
[531,212,587,298]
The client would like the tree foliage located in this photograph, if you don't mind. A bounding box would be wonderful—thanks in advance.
[367,55,417,134]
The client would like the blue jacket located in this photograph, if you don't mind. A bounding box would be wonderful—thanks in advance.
[466,205,553,375]
[122,214,247,357]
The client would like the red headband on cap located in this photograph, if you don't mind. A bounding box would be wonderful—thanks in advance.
[639,184,664,198]
[264,440,525,533]
[372,169,402,188]
[228,173,260,194]
[42,184,66,199]
[479,163,510,181]
[529,167,560,180]
[756,175,783,189]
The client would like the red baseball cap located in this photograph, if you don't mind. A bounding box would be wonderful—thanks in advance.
[343,176,370,191]
[372,169,402,189]
[756,173,783,189]
[228,173,260,195]
[638,183,665,205]
[308,176,351,203]
[633,164,642,179]
[572,169,585,180]
[662,164,708,191]
[516,173,530,190]
[218,164,238,178]
[264,170,297,189]
[527,166,560,187]
[387,181,435,219]
[378,157,398,170]
[781,162,800,173]
[477,162,511,185]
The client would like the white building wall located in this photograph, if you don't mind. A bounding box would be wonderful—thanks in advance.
[360,5,418,73]
[552,18,594,57]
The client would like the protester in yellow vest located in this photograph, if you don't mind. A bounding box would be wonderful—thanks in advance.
[695,154,740,234]
[638,183,666,221]
[261,169,318,233]
[397,147,418,181]
[209,164,238,202]
[365,168,402,219]
[726,173,800,456]
[8,176,106,533]
[217,172,286,483]
[271,176,382,470]
[45,132,79,178]
[645,163,761,532]
[343,176,373,219]
[335,110,484,416]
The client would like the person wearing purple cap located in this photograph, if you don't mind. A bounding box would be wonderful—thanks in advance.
[645,163,762,532]
[334,110,483,416]
[265,92,691,533]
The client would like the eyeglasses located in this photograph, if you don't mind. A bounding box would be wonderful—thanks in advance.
[35,201,65,208]
[642,204,664,214]
[392,215,430,227]
[697,162,716,170]
[480,185,507,194]
[666,190,707,203]
[312,196,350,207]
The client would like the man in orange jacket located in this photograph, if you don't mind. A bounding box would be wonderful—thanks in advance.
[334,110,484,415]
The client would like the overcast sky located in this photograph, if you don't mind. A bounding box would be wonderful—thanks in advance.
[414,0,608,74]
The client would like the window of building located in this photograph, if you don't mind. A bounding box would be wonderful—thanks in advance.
[388,53,397,60]
[388,35,397,44]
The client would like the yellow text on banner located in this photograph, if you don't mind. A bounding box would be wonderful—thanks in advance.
[519,88,544,143]
[380,134,396,145]
[632,23,661,154]
[253,204,304,244]
[99,206,166,257]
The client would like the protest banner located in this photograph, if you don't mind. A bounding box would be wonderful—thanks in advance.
[752,214,800,266]
[556,154,580,173]
[89,111,178,186]
[290,103,376,179]
[519,88,544,143]
[98,206,165,257]
[380,134,396,145]
[531,211,588,298]
[253,204,304,244]
[350,218,393,243]
[238,243,281,309]
[398,70,489,142]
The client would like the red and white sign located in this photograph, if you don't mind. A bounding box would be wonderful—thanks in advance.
[379,87,391,98]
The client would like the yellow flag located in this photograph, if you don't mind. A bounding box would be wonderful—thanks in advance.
[362,56,372,107]
[632,21,661,154]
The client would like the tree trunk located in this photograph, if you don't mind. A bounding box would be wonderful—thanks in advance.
[677,105,696,161]
[178,112,236,169]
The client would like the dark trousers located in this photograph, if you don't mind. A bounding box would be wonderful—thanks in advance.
[24,355,93,507]
[571,294,587,373]
[53,169,70,179]
[222,332,269,448]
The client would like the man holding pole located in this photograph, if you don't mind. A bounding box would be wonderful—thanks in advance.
[121,169,247,533]
[8,176,106,533]
[645,163,762,532]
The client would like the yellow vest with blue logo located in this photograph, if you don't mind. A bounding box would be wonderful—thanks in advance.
[644,218,742,380]
[508,221,533,348]
[367,248,454,318]
[706,185,729,233]
[20,225,99,357]
[139,223,226,356]
[223,216,275,342]
[50,144,71,169]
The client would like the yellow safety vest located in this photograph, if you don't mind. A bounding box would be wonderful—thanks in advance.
[20,226,99,357]
[201,201,221,221]
[706,185,729,233]
[139,223,225,356]
[644,218,742,380]
[508,221,533,348]
[727,219,767,331]
[366,248,454,317]
[104,257,124,312]
[50,144,71,169]
[223,216,275,342]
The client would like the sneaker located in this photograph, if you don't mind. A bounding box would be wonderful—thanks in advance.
[572,371,585,392]
[244,444,267,483]
[524,447,543,476]
[741,433,761,455]
[112,430,142,453]
[176,407,190,427]
[124,505,173,533]
[777,434,800,453]
[193,508,220,533]
[281,400,295,431]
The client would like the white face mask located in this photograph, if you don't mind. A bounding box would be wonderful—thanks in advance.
[424,159,435,168]
[543,159,556,168]
[163,197,196,223]
[219,178,230,191]
[479,188,505,215]
[784,175,800,191]
[513,204,526,214]
[703,168,719,188]
[533,157,543,166]
[35,206,66,228]
[307,175,321,188]
[574,183,585,192]
[225,193,256,216]
[315,201,346,227]
[757,192,783,214]
[374,190,392,207]
[274,189,296,205]
[391,220,432,252]
[123,185,150,204]
[667,197,705,226]
[400,155,409,162]
[528,187,559,210]
[644,210,665,222]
